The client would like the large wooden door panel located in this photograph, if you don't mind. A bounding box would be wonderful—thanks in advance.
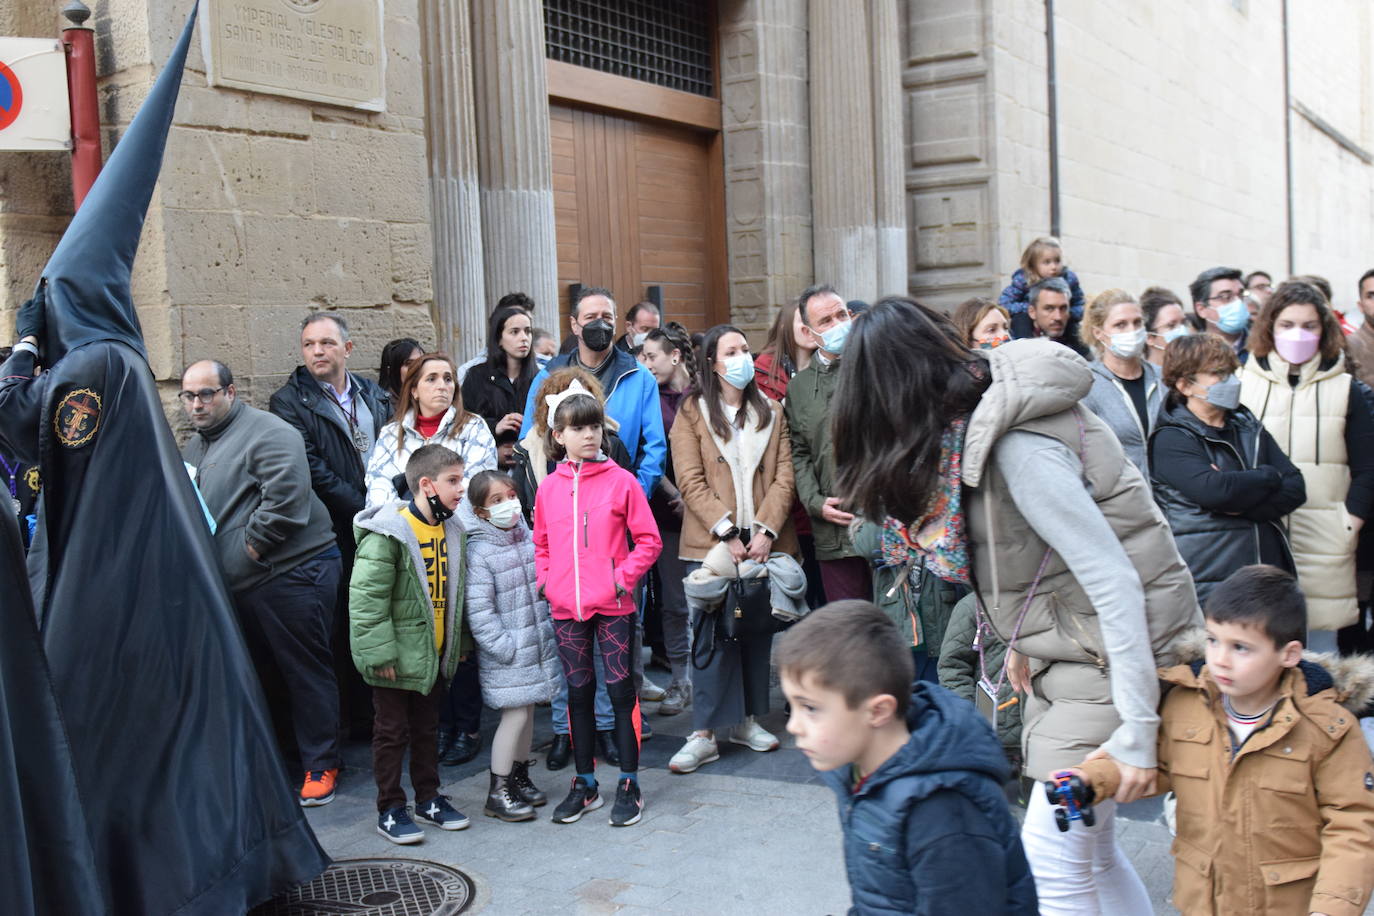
[551,101,725,331]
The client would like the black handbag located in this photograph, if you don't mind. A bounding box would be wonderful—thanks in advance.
[692,572,772,670]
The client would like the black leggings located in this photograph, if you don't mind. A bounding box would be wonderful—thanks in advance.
[553,614,639,775]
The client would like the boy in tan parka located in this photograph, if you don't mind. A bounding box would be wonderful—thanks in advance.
[1076,565,1374,916]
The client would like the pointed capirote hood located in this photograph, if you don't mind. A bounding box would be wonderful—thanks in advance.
[37,5,198,363]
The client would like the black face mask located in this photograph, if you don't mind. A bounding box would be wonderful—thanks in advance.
[581,319,614,353]
[424,491,454,522]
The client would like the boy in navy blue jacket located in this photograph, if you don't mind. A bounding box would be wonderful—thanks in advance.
[778,601,1038,915]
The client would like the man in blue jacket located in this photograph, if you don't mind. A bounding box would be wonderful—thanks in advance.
[519,287,664,498]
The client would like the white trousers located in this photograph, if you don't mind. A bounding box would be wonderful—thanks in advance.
[1021,790,1153,915]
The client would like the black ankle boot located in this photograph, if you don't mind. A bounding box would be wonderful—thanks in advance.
[483,772,535,822]
[596,730,621,767]
[511,759,547,807]
[546,734,572,771]
[436,726,455,762]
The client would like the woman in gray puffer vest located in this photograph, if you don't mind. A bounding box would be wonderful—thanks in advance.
[459,471,562,822]
[832,300,1201,916]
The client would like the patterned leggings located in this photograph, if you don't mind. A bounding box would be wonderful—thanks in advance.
[553,614,640,774]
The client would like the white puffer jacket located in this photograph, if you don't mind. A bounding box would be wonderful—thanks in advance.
[1240,353,1357,630]
[457,497,562,708]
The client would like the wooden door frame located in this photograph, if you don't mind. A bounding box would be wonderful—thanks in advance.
[545,60,730,330]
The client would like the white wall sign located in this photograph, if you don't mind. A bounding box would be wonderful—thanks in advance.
[202,0,387,112]
[0,38,72,151]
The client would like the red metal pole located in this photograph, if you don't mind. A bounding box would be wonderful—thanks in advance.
[62,2,102,210]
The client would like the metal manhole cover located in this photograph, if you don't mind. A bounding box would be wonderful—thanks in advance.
[252,858,475,915]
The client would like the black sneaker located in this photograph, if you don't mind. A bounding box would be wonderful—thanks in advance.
[609,777,643,827]
[415,795,470,831]
[551,777,603,824]
[377,806,424,844]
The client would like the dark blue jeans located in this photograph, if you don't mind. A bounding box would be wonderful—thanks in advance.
[235,548,342,772]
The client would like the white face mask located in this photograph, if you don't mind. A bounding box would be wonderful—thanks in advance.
[631,332,649,348]
[1105,328,1147,359]
[486,497,523,529]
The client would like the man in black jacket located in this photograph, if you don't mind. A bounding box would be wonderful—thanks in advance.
[270,311,390,735]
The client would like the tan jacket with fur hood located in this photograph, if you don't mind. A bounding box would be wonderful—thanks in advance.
[1082,643,1374,916]
[670,395,798,561]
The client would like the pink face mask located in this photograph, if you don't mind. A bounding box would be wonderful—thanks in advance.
[1273,327,1320,366]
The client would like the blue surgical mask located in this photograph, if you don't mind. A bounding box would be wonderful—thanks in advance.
[535,353,552,371]
[719,352,755,390]
[1215,299,1250,335]
[1162,326,1191,343]
[819,317,852,355]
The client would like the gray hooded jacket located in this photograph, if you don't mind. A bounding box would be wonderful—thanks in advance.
[457,497,562,708]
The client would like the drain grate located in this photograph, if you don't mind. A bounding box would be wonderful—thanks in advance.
[252,858,475,916]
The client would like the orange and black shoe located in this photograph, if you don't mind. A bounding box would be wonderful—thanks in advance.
[299,768,338,807]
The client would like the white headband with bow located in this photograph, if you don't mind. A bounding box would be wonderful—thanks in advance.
[544,379,598,420]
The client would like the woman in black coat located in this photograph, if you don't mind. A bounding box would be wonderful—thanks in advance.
[1150,333,1306,603]
[461,304,538,438]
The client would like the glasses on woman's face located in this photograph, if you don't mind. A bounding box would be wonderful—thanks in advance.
[177,387,224,404]
[1206,291,1244,305]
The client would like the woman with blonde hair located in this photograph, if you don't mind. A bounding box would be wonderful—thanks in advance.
[1078,289,1161,474]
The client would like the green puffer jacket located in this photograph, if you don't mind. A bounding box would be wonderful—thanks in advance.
[784,359,858,560]
[850,522,962,657]
[938,594,1022,766]
[349,502,468,693]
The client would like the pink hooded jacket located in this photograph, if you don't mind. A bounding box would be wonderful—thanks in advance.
[533,457,662,621]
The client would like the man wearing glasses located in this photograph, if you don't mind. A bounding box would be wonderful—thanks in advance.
[1190,266,1250,358]
[180,359,344,808]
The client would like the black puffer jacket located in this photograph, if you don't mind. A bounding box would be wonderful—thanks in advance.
[460,360,536,436]
[1149,401,1305,603]
[269,366,390,551]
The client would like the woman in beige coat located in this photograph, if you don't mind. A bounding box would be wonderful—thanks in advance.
[667,324,797,775]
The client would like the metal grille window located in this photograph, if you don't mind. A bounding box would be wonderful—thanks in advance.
[544,0,714,97]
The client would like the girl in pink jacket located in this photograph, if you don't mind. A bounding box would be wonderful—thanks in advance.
[533,390,661,828]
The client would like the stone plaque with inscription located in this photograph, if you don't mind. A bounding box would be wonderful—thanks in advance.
[203,0,386,111]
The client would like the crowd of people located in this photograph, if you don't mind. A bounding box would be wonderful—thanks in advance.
[13,243,1374,912]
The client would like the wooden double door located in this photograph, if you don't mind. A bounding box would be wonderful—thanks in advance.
[550,102,728,332]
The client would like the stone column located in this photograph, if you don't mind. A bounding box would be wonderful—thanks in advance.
[421,0,486,353]
[809,1,878,303]
[470,0,559,334]
[869,0,909,299]
[719,0,813,336]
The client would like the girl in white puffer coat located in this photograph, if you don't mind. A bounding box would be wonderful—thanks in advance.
[460,470,562,822]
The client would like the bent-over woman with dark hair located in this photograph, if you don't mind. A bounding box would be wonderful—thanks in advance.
[1150,334,1305,603]
[830,299,1200,915]
[461,304,538,438]
[667,324,797,775]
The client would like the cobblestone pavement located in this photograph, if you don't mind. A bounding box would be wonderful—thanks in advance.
[303,659,1213,915]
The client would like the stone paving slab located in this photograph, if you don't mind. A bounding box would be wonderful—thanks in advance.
[301,666,1372,914]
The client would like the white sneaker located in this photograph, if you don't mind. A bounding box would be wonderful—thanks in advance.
[668,733,720,773]
[639,675,667,702]
[729,717,779,752]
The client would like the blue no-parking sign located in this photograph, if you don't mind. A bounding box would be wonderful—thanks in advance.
[0,37,70,150]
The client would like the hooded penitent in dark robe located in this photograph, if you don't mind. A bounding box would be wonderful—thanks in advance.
[0,507,102,915]
[0,7,328,913]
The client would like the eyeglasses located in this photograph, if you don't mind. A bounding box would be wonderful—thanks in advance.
[1206,291,1245,305]
[178,387,224,404]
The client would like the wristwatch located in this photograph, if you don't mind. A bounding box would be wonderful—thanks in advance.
[720,526,741,542]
